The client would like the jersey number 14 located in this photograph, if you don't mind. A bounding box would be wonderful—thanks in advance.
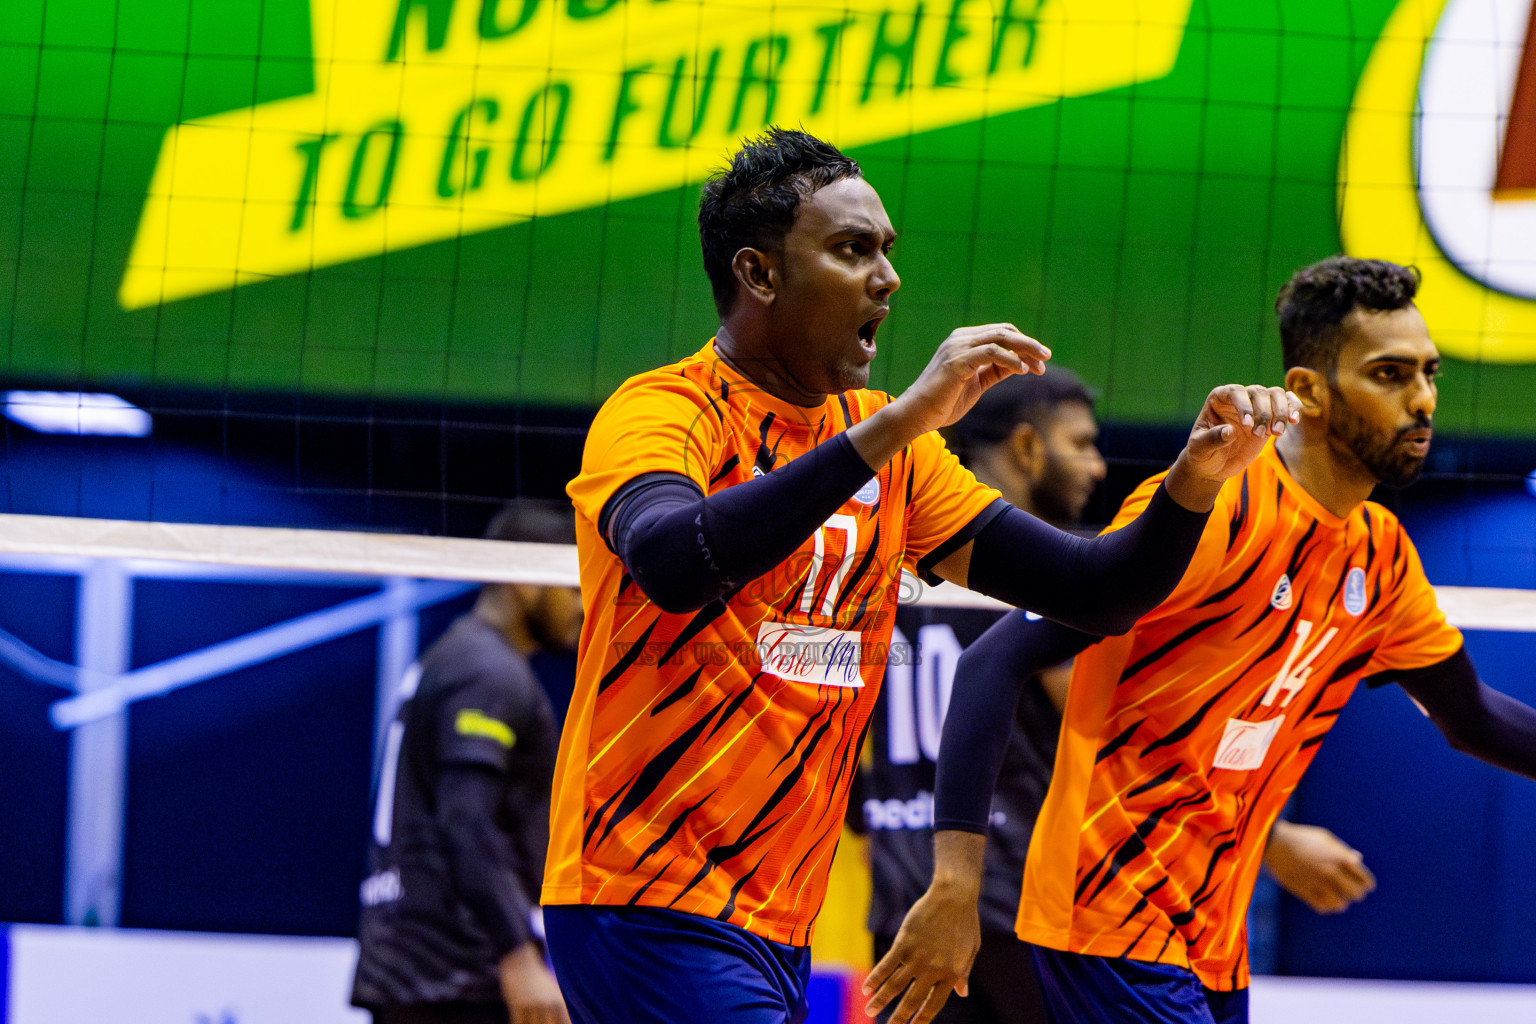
[1262,619,1339,708]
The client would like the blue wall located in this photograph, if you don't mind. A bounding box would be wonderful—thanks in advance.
[1279,484,1536,980]
[0,573,73,924]
[1283,629,1536,980]
[0,566,480,935]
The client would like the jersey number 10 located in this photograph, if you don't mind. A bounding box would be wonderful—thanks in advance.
[885,623,964,765]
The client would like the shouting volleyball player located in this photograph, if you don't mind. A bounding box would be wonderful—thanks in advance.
[868,256,1536,1024]
[541,127,1299,1024]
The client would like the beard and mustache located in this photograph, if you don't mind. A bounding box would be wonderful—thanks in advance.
[1032,454,1094,527]
[1327,386,1432,488]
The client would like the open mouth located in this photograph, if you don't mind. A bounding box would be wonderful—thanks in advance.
[1399,428,1433,454]
[858,313,886,351]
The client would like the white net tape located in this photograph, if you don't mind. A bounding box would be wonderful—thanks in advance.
[1,512,1531,630]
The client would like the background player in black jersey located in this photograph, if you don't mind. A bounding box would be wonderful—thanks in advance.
[352,500,581,1024]
[854,369,1376,1024]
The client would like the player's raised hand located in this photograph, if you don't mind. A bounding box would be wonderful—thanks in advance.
[848,324,1050,470]
[1184,384,1300,482]
[892,324,1051,435]
[861,880,981,1023]
[1162,384,1300,512]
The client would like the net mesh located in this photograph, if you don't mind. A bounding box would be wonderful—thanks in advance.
[0,2,1532,598]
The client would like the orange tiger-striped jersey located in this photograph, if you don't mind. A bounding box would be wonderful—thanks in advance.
[1017,442,1461,990]
[545,341,999,945]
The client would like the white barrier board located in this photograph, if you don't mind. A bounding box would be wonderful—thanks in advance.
[4,925,367,1024]
[1251,975,1536,1023]
[9,927,1536,1024]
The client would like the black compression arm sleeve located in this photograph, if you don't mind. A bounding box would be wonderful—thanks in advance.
[1388,647,1536,781]
[932,615,1095,834]
[601,432,876,613]
[437,763,534,956]
[966,481,1209,636]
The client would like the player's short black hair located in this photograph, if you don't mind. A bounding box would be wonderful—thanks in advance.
[483,498,576,546]
[943,367,1096,467]
[1275,256,1420,372]
[698,127,862,319]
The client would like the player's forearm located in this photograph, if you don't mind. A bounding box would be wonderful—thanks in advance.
[932,615,1087,833]
[438,766,535,955]
[441,816,535,954]
[1457,686,1536,780]
[842,399,930,470]
[1161,450,1225,513]
[605,432,875,613]
[929,830,987,899]
[1396,648,1536,781]
[965,482,1208,635]
[1261,818,1306,879]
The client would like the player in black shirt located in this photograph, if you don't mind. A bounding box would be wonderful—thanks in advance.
[352,501,582,1024]
[854,369,1377,1024]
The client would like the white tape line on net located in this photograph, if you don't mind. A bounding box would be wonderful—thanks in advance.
[1,513,1532,631]
[0,513,578,586]
[907,581,1536,632]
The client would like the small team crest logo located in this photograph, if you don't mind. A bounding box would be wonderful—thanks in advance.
[854,477,880,505]
[752,465,765,478]
[1344,567,1368,617]
[1270,574,1293,611]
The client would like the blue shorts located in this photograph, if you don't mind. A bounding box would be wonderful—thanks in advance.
[544,904,813,1024]
[1029,945,1249,1024]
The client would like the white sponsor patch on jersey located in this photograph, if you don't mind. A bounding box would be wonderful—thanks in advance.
[756,621,864,687]
[1270,573,1293,610]
[1213,716,1285,771]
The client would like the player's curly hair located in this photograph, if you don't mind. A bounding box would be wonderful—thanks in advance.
[1276,255,1420,372]
[698,127,861,319]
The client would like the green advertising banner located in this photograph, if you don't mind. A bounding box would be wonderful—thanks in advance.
[4,0,1536,434]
